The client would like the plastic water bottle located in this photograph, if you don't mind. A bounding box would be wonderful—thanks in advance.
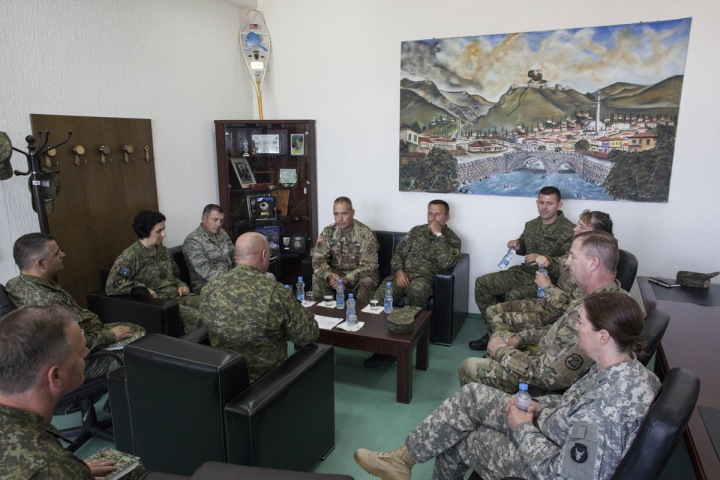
[384,282,393,314]
[296,277,305,302]
[346,293,356,319]
[336,279,345,309]
[498,247,516,270]
[347,314,358,329]
[537,266,548,298]
[514,383,532,412]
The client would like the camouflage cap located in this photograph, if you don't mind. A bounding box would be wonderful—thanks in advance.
[676,271,719,289]
[387,305,422,333]
[28,171,60,214]
[0,131,13,180]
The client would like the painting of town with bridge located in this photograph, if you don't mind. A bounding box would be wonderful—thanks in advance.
[399,18,691,202]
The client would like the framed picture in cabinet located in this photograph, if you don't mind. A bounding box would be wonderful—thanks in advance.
[231,157,256,188]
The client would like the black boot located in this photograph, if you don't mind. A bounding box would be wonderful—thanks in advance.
[468,333,490,351]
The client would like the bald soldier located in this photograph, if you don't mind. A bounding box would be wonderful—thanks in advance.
[200,233,319,383]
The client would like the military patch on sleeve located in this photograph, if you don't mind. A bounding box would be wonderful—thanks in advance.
[565,353,584,371]
[402,235,409,242]
[560,422,599,479]
[120,267,131,277]
[452,248,460,256]
[367,244,377,255]
[317,235,324,242]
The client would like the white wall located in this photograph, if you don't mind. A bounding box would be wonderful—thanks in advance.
[258,0,720,313]
[0,0,256,281]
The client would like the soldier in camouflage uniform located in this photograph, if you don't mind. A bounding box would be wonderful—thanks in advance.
[459,231,628,394]
[374,200,462,308]
[0,306,146,479]
[355,292,659,480]
[182,204,236,292]
[106,210,203,333]
[201,232,319,383]
[470,187,575,351]
[485,211,613,336]
[312,197,379,303]
[6,233,144,379]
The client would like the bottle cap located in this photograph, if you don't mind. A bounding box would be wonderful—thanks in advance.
[298,276,303,281]
[285,285,290,289]
[348,293,353,298]
[387,282,392,286]
[338,279,342,284]
[519,383,528,391]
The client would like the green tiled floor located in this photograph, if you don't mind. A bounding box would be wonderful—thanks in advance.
[54,315,695,478]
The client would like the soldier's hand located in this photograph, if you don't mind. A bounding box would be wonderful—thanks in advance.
[535,271,551,289]
[328,274,340,288]
[395,270,410,288]
[506,397,534,431]
[525,253,540,265]
[147,288,158,298]
[507,239,520,249]
[529,400,543,418]
[178,286,190,296]
[86,459,117,479]
[428,222,442,235]
[533,255,549,267]
[110,325,135,341]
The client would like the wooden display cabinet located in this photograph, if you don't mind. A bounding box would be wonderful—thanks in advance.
[214,120,318,285]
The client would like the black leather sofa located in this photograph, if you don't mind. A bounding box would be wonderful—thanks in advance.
[302,230,469,345]
[140,461,354,480]
[108,330,336,477]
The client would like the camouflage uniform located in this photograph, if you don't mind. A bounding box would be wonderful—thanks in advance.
[474,211,575,315]
[374,225,462,307]
[0,404,94,479]
[312,220,379,303]
[5,274,144,379]
[106,241,203,333]
[406,355,660,480]
[182,225,236,292]
[485,253,578,335]
[200,264,319,383]
[459,280,629,394]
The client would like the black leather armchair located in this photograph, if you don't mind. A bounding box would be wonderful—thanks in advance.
[87,246,188,337]
[108,331,336,477]
[638,308,670,367]
[302,230,469,345]
[617,249,639,292]
[140,461,354,480]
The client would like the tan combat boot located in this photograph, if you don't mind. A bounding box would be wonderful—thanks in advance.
[354,444,415,480]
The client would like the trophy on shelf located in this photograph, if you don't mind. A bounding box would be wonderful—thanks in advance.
[239,10,271,120]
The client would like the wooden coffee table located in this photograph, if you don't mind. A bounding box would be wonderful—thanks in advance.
[307,302,430,404]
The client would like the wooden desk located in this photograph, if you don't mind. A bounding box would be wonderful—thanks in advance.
[638,276,720,480]
[307,302,430,404]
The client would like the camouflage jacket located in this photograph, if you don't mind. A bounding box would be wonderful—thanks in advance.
[200,264,319,383]
[391,224,462,277]
[516,212,575,274]
[0,404,94,480]
[312,220,379,285]
[512,356,660,480]
[182,225,235,292]
[106,241,187,299]
[493,280,628,390]
[6,274,116,352]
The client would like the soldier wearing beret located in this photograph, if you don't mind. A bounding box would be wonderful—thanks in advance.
[470,186,575,351]
[6,233,144,379]
[106,210,203,333]
[312,197,379,303]
[182,204,236,292]
[0,305,145,479]
[201,233,319,383]
[354,292,659,480]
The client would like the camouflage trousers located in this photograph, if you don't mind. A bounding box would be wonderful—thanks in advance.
[405,382,526,480]
[457,355,535,395]
[484,297,557,336]
[84,322,146,379]
[374,273,434,308]
[312,268,379,303]
[474,266,537,317]
[159,293,203,334]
